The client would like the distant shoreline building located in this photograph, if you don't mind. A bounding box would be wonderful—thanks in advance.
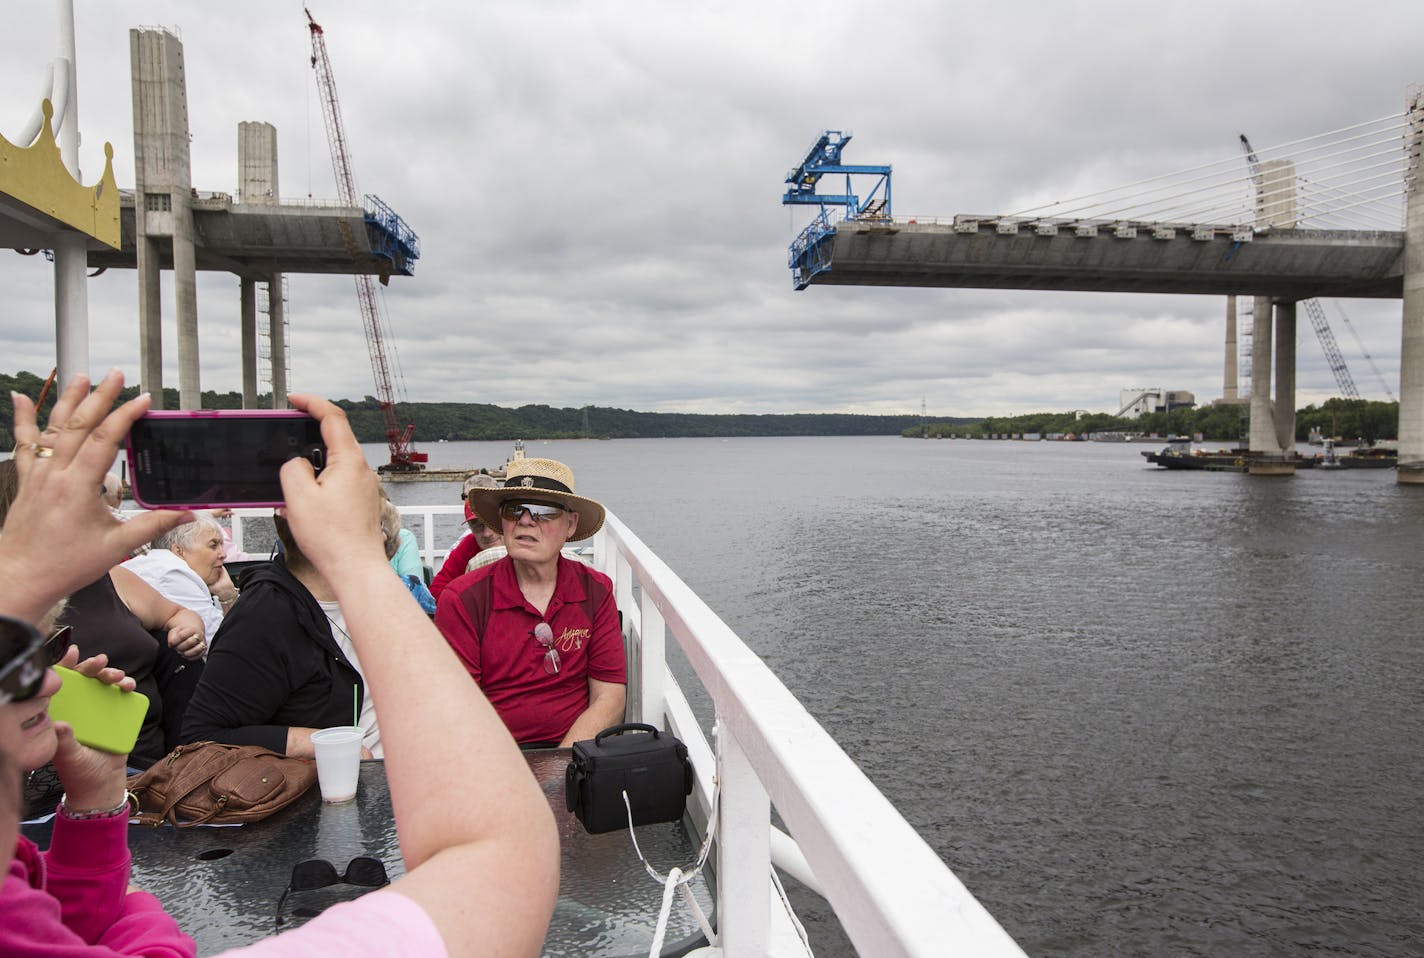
[1118,387,1195,418]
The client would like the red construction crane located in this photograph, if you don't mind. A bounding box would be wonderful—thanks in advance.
[306,7,426,471]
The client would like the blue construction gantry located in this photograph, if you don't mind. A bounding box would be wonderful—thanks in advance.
[363,193,421,278]
[781,130,891,290]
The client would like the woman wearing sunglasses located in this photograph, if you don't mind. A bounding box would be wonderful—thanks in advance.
[0,615,195,956]
[0,372,197,956]
[1,372,558,957]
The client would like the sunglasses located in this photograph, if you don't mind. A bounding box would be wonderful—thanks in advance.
[276,856,389,927]
[532,622,560,675]
[499,501,568,523]
[0,615,48,707]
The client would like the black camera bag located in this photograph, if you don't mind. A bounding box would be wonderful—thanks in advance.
[565,723,693,834]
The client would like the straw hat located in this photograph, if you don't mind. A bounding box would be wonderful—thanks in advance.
[468,458,605,542]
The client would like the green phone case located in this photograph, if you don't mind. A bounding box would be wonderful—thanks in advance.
[47,666,150,755]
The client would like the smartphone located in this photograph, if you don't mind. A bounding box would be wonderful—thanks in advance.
[47,666,150,755]
[126,410,325,509]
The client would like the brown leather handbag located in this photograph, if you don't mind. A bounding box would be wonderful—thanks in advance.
[127,741,318,827]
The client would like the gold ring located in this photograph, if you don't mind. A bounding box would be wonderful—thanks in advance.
[29,442,54,459]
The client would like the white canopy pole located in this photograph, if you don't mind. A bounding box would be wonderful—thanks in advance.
[53,0,90,388]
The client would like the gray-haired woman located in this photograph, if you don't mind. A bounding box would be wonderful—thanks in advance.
[121,515,237,644]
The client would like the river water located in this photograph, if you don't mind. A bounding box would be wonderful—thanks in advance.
[379,436,1423,957]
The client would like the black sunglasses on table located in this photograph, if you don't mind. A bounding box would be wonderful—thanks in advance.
[276,856,390,927]
[0,616,70,707]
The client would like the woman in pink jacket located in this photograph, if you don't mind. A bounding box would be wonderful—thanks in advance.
[0,372,559,958]
[0,635,194,956]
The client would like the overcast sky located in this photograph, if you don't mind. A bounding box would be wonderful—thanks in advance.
[2,1,1420,416]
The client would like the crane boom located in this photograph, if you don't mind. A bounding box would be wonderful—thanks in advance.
[1302,298,1361,400]
[306,7,425,471]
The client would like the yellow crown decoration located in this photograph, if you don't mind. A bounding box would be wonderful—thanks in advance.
[0,98,120,250]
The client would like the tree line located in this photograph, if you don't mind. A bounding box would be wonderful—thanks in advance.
[0,370,1397,447]
[906,397,1400,444]
[0,371,970,445]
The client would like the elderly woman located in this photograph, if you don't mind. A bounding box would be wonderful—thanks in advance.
[122,515,238,643]
[380,499,436,614]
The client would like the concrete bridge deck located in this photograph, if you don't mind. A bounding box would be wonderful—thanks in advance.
[86,190,410,279]
[808,219,1405,300]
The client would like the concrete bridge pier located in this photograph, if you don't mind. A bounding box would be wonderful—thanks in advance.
[1246,159,1300,476]
[238,121,288,409]
[1247,296,1298,475]
[268,275,287,408]
[240,278,258,407]
[131,28,201,408]
[1397,89,1424,483]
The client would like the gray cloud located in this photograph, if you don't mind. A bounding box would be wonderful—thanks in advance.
[0,1,1417,417]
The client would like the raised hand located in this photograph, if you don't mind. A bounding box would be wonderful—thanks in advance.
[0,371,192,625]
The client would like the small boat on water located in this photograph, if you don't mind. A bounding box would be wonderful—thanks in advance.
[1337,443,1399,468]
[1318,437,1343,469]
[1142,439,1250,472]
[381,438,527,483]
[1142,440,1320,472]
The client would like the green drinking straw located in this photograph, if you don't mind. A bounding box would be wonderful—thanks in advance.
[353,684,359,729]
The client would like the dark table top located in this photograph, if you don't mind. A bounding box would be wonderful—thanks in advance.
[24,750,712,957]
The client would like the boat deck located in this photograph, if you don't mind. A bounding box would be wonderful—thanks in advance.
[22,753,712,957]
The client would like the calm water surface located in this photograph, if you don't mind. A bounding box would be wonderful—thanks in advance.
[380,437,1423,957]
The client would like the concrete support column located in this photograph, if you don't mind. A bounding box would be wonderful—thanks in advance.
[131,27,194,410]
[135,236,163,406]
[1223,296,1239,402]
[240,278,257,408]
[268,274,287,408]
[1398,89,1424,482]
[173,192,200,409]
[1248,295,1276,451]
[1273,301,1297,452]
[1247,158,1299,474]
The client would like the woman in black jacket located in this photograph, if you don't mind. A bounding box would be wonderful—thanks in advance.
[180,515,379,757]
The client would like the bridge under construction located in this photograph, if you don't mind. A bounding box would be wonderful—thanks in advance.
[784,99,1424,482]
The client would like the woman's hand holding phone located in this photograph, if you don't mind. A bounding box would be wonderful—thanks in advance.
[0,371,191,625]
[49,644,137,815]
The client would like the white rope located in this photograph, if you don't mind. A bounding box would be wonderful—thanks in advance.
[624,777,721,958]
[769,860,814,956]
[648,866,682,957]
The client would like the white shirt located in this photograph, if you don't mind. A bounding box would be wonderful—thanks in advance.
[319,600,383,758]
[121,549,222,647]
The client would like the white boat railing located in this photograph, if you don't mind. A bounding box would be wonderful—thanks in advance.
[225,505,464,570]
[593,511,1026,958]
[224,504,1026,957]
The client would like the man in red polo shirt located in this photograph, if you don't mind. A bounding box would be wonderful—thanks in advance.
[434,458,625,746]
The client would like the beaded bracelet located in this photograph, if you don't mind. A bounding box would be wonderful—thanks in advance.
[59,791,138,821]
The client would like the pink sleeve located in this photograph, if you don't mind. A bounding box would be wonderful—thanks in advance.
[215,890,447,958]
[0,828,195,957]
[43,813,133,942]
